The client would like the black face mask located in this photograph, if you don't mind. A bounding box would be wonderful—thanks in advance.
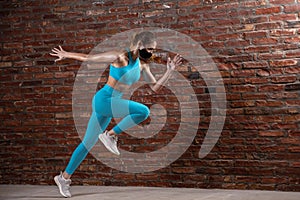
[139,48,153,60]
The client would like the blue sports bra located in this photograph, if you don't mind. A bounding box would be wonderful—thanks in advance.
[109,49,141,85]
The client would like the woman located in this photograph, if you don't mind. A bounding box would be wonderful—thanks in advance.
[50,31,182,198]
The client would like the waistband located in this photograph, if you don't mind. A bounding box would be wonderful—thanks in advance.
[101,84,123,97]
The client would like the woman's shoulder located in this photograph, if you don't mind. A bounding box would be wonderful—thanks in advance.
[111,50,130,68]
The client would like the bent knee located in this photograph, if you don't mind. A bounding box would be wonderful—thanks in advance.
[138,105,150,120]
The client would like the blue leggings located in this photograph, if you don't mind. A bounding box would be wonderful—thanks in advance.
[65,84,150,174]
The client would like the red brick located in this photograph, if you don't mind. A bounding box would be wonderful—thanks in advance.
[230,85,256,93]
[256,100,284,107]
[256,6,281,15]
[226,40,250,47]
[270,29,296,36]
[231,69,256,77]
[242,93,267,100]
[258,52,284,60]
[0,62,13,68]
[1,0,300,192]
[272,123,298,130]
[179,0,201,7]
[284,4,300,12]
[288,146,300,153]
[245,77,268,84]
[286,100,300,106]
[238,1,261,8]
[286,50,300,58]
[258,85,285,92]
[259,131,284,137]
[243,31,267,39]
[270,0,294,4]
[252,38,278,45]
[284,114,300,122]
[269,59,298,67]
[284,37,300,43]
[271,76,297,83]
[217,18,241,26]
[243,61,268,69]
[270,14,298,21]
[203,11,228,20]
[216,33,241,41]
[244,46,270,53]
[230,101,256,108]
[255,22,282,30]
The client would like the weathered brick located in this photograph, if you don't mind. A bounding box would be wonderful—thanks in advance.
[243,31,267,39]
[270,0,294,4]
[258,52,284,60]
[284,4,300,13]
[179,0,201,7]
[0,62,13,68]
[255,22,282,30]
[270,59,298,67]
[252,38,278,45]
[258,85,284,92]
[1,0,299,192]
[270,29,296,36]
[243,61,268,69]
[270,14,298,21]
[244,46,269,53]
[256,6,281,15]
[271,75,297,83]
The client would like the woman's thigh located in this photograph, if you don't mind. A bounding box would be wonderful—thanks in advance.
[94,95,148,118]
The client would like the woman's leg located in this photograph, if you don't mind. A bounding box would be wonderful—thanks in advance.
[107,98,150,135]
[64,112,111,177]
[98,98,150,155]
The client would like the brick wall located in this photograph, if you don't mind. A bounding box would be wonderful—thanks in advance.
[1,0,299,191]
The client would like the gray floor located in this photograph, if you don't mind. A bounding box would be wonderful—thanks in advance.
[0,185,300,200]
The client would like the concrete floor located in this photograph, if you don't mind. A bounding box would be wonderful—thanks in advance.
[0,185,300,200]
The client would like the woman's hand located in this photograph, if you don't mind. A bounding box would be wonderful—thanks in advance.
[50,45,68,62]
[167,54,183,71]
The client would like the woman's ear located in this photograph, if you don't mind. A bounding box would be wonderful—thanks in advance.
[137,41,144,50]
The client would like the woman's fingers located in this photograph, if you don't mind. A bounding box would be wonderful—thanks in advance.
[52,46,64,53]
[50,46,65,62]
[174,54,182,61]
[176,61,182,65]
[49,53,57,56]
[173,54,182,66]
[52,48,60,53]
[51,50,58,54]
[55,56,63,62]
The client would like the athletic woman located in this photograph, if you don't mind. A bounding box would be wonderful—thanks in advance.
[50,31,182,198]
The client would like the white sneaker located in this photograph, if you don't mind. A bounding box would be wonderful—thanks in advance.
[54,172,72,198]
[99,131,120,155]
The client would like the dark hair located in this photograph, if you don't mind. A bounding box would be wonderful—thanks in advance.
[132,31,155,46]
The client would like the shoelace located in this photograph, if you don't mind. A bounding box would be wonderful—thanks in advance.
[65,180,71,190]
[107,132,118,142]
[111,135,118,142]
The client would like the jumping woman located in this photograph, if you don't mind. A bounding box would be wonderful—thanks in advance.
[50,31,182,198]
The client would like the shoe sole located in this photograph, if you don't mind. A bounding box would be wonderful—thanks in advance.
[54,176,71,198]
[99,134,120,155]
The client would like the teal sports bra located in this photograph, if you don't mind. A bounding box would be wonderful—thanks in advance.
[109,49,141,85]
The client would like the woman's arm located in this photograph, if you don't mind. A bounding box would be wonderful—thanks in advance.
[142,54,182,92]
[50,45,122,63]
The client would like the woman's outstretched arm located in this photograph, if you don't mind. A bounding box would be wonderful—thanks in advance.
[50,45,122,63]
[142,54,182,93]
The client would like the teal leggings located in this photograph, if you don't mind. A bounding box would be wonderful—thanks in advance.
[65,84,150,174]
